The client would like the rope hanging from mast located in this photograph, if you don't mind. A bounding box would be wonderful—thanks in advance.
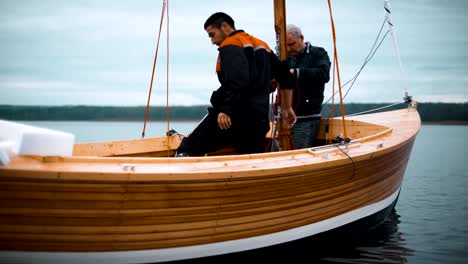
[327,56,337,144]
[326,0,349,142]
[142,0,168,138]
[165,0,171,135]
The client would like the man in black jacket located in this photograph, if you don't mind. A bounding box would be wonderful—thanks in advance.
[279,24,331,149]
[175,12,275,157]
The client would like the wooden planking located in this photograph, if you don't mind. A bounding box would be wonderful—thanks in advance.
[1,144,410,184]
[0,171,405,252]
[0,165,406,233]
[0,173,402,241]
[0,163,405,236]
[0,164,354,196]
[0,139,412,230]
[0,158,405,222]
[0,173,403,251]
[72,135,182,157]
[0,136,412,204]
[0,141,410,205]
[0,140,410,235]
[0,182,399,247]
[0,168,354,202]
[316,119,389,140]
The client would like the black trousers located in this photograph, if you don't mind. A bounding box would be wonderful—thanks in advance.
[177,110,269,156]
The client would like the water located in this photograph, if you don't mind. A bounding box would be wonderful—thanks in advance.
[396,125,468,264]
[23,121,198,143]
[17,122,468,263]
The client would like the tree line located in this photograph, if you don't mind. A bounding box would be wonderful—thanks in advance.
[0,103,466,123]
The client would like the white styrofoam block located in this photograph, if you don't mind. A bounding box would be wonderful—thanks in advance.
[0,141,15,166]
[0,120,24,150]
[19,129,75,156]
[0,120,75,160]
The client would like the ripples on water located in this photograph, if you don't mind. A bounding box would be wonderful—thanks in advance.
[320,211,413,264]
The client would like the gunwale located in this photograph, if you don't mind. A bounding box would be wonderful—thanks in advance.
[1,108,419,180]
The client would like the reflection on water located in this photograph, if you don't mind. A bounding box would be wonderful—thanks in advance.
[171,210,414,264]
[320,210,414,263]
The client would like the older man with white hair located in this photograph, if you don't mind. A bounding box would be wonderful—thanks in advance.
[279,24,331,149]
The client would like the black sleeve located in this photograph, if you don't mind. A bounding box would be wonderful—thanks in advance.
[211,45,249,116]
[269,52,280,80]
[298,48,331,84]
[270,52,296,90]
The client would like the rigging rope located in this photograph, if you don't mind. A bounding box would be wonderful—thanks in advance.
[166,0,171,137]
[142,0,167,138]
[324,0,412,122]
[335,144,356,179]
[385,0,410,100]
[344,101,404,117]
[327,0,348,140]
[323,16,390,105]
[342,30,390,101]
[327,53,337,144]
[266,89,278,152]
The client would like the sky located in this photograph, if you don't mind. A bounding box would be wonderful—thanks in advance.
[1,0,467,106]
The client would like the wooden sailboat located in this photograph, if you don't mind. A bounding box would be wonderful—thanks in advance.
[0,0,420,263]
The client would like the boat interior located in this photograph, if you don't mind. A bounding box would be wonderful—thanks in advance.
[0,117,392,167]
[70,118,391,158]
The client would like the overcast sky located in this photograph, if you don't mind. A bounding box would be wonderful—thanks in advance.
[1,0,467,106]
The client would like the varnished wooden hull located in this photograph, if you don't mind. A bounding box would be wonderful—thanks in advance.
[0,108,420,263]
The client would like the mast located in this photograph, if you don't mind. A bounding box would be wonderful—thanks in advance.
[274,0,287,61]
[273,0,294,151]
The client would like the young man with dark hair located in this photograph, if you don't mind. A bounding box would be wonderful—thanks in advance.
[175,12,276,157]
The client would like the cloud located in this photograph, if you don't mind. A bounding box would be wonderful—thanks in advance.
[0,66,217,106]
[0,80,81,90]
[1,0,467,106]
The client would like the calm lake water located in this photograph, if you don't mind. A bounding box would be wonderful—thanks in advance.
[19,122,468,263]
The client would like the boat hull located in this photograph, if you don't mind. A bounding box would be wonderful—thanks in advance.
[0,108,420,263]
[0,187,401,264]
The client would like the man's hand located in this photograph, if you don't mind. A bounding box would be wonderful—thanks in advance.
[281,107,297,128]
[217,112,232,130]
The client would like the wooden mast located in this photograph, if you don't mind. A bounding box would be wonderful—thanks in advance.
[273,0,294,150]
[274,0,287,61]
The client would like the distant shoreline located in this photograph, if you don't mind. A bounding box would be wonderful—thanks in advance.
[1,103,466,124]
[21,120,468,125]
[21,119,201,122]
[421,121,468,126]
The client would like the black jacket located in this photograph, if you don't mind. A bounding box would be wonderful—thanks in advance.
[288,42,331,117]
[210,30,275,120]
